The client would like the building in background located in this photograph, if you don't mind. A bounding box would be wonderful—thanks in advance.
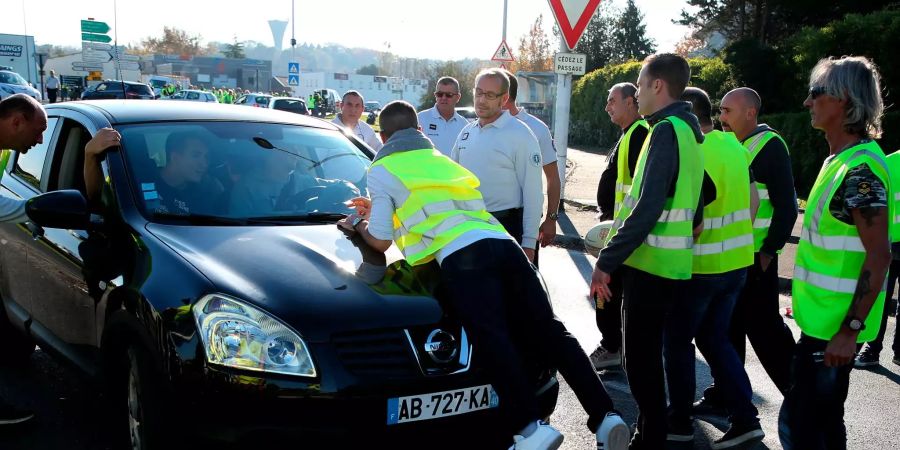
[145,55,273,92]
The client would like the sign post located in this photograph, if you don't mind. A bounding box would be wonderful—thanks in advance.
[546,0,602,206]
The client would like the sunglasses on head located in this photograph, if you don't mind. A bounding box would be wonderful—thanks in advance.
[809,86,828,100]
[434,91,458,98]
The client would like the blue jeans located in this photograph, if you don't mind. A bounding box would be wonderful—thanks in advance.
[664,268,759,425]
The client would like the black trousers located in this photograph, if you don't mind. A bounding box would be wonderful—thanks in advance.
[703,253,796,403]
[620,265,681,448]
[778,334,858,450]
[490,207,540,267]
[595,268,623,353]
[47,88,58,103]
[440,238,614,434]
[866,258,900,355]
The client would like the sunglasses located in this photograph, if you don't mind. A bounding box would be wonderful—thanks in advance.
[434,91,459,98]
[809,86,828,100]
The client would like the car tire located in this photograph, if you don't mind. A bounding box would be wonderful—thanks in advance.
[123,345,167,450]
[0,307,35,364]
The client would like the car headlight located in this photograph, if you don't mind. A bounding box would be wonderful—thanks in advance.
[193,294,317,377]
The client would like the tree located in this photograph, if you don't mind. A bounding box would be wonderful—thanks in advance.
[610,0,656,63]
[517,14,553,72]
[673,32,706,57]
[141,27,207,56]
[678,0,887,45]
[356,64,381,76]
[222,37,246,59]
[570,2,618,73]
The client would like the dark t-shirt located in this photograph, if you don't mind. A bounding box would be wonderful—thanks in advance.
[826,162,888,225]
[146,172,224,215]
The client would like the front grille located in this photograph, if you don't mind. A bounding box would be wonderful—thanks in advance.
[332,329,419,379]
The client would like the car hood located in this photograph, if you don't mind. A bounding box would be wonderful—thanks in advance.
[1,83,39,96]
[145,223,443,342]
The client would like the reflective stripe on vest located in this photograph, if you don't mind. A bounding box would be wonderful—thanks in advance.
[692,130,754,274]
[605,116,703,280]
[369,148,507,266]
[744,131,789,252]
[887,152,900,243]
[793,141,890,343]
[613,120,649,216]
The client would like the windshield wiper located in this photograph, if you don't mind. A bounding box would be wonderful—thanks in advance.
[245,212,348,224]
[152,213,249,226]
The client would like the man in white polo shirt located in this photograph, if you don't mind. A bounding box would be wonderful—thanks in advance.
[332,90,383,152]
[418,77,469,156]
[451,68,543,263]
[501,70,560,254]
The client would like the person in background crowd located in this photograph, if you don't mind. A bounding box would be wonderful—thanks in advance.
[417,76,468,156]
[590,82,649,370]
[45,70,60,104]
[332,90,382,152]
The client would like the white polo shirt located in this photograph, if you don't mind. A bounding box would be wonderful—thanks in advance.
[332,115,383,152]
[417,107,469,156]
[451,110,543,249]
[513,110,557,167]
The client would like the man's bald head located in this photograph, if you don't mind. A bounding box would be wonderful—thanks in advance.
[0,94,48,153]
[719,87,762,140]
[725,87,762,115]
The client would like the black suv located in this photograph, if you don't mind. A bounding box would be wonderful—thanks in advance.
[0,100,557,448]
[81,80,155,100]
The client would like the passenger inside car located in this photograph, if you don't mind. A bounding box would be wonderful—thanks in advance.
[85,129,223,215]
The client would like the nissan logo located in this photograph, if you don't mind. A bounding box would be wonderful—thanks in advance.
[424,329,458,364]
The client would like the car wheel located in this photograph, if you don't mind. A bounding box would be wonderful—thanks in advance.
[0,307,35,364]
[125,346,165,450]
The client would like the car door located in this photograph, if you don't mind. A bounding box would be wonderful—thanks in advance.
[21,111,107,367]
[0,117,60,328]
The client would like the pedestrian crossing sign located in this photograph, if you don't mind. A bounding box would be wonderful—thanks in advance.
[288,74,299,86]
[288,62,300,74]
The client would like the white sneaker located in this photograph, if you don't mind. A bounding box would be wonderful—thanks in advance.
[596,412,630,450]
[508,421,564,450]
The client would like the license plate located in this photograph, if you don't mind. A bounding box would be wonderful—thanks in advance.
[386,384,498,425]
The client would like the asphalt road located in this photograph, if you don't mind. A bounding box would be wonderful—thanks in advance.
[1,246,898,449]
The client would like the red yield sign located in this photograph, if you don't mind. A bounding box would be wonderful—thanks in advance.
[547,0,603,51]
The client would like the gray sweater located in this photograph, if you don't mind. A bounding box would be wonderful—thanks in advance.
[596,101,705,275]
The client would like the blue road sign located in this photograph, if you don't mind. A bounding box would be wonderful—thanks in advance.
[288,74,299,86]
[288,62,299,74]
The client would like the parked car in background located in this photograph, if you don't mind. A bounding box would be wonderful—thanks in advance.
[168,89,218,103]
[364,101,382,113]
[1,100,558,449]
[455,107,476,122]
[81,80,155,100]
[269,96,309,114]
[235,93,273,108]
[0,69,42,101]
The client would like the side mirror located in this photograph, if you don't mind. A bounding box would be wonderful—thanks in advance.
[25,190,91,230]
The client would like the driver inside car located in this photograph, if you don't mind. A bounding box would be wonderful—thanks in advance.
[85,129,223,215]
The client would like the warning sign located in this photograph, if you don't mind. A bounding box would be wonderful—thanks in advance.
[491,40,515,62]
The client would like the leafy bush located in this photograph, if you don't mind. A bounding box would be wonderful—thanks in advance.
[761,111,900,198]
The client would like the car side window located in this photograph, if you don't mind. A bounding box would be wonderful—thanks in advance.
[13,117,59,191]
[187,92,200,100]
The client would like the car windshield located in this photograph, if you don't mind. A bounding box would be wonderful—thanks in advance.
[149,80,167,88]
[255,96,271,104]
[126,84,153,95]
[118,121,371,224]
[0,71,27,86]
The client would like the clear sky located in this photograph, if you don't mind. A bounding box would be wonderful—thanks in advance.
[6,0,690,60]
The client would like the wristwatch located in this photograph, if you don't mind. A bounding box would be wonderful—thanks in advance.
[547,212,559,221]
[351,215,364,230]
[845,317,866,332]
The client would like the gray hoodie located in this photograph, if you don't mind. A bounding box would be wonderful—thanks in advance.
[597,101,705,275]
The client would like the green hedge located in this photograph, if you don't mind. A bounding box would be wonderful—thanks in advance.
[761,111,900,198]
[570,58,734,148]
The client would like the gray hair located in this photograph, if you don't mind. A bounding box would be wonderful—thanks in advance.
[809,56,884,139]
[609,82,638,102]
[436,76,460,93]
[474,68,510,95]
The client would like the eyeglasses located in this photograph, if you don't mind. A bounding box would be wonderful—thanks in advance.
[809,86,828,100]
[434,91,459,98]
[473,89,504,101]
